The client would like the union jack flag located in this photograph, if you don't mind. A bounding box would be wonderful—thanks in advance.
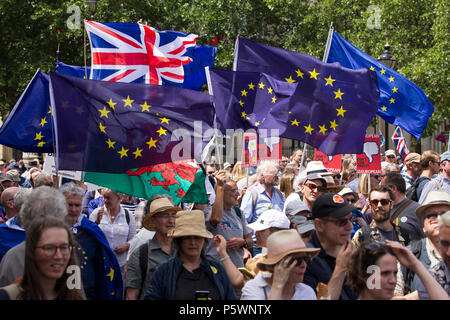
[85,20,216,90]
[392,126,410,161]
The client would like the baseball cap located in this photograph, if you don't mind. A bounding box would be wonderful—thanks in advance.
[285,201,311,216]
[247,209,290,232]
[440,151,450,163]
[312,193,356,219]
[289,215,315,234]
[303,173,328,186]
[385,149,396,157]
[405,153,421,165]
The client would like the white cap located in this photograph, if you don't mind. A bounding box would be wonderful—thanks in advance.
[247,209,290,232]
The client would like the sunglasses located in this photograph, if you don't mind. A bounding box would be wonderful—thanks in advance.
[293,256,312,266]
[333,174,341,179]
[305,183,326,192]
[372,175,381,180]
[321,216,353,227]
[424,211,446,220]
[370,199,391,207]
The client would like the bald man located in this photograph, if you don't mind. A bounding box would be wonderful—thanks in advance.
[0,187,19,221]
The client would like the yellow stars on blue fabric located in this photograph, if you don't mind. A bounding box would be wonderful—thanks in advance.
[35,105,53,148]
[370,65,399,114]
[96,96,172,161]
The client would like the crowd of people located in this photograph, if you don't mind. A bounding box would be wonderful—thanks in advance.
[0,148,448,300]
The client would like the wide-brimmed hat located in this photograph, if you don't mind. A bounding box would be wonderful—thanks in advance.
[257,229,319,270]
[338,187,359,200]
[304,161,333,177]
[247,209,290,232]
[167,210,213,239]
[142,197,181,231]
[415,191,450,220]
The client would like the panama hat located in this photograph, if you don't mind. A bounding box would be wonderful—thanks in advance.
[142,197,181,231]
[257,229,319,270]
[415,191,450,220]
[167,210,213,239]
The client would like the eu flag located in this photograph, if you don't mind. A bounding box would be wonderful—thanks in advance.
[0,70,54,153]
[49,72,214,173]
[219,37,379,155]
[326,31,434,140]
[56,61,91,79]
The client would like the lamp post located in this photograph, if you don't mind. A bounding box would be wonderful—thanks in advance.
[377,43,396,150]
[85,0,99,17]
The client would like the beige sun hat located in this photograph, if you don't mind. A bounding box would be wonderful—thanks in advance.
[415,191,450,220]
[142,197,181,231]
[257,229,319,270]
[167,210,213,239]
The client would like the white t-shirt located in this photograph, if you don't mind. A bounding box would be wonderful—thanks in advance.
[241,272,317,300]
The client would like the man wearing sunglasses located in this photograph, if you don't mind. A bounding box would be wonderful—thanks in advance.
[303,193,357,300]
[352,185,405,248]
[396,191,450,297]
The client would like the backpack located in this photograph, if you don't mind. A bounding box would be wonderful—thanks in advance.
[138,242,149,291]
[405,176,430,201]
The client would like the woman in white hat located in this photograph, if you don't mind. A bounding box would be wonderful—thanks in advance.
[241,229,320,300]
[144,210,236,300]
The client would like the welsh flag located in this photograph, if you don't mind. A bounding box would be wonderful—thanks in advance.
[84,160,207,205]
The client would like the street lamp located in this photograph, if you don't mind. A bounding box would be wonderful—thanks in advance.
[378,43,396,69]
[86,0,99,17]
[377,43,396,149]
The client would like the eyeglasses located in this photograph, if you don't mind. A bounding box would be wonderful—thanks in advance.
[372,175,381,180]
[321,216,353,227]
[305,183,326,192]
[293,256,312,266]
[369,199,391,207]
[333,174,341,179]
[344,197,357,204]
[424,211,446,220]
[207,171,215,175]
[36,244,72,257]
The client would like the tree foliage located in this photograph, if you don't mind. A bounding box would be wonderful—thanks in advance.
[0,0,447,137]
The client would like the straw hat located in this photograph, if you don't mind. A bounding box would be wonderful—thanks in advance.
[257,229,319,270]
[167,210,213,239]
[142,197,181,231]
[415,191,450,220]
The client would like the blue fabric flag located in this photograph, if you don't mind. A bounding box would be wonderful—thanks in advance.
[326,31,434,140]
[85,20,217,91]
[0,70,54,153]
[49,72,215,173]
[220,37,379,155]
[55,62,91,79]
[76,216,123,299]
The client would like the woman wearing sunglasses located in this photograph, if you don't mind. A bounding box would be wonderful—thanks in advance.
[241,229,319,300]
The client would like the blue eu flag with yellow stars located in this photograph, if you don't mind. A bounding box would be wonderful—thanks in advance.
[215,36,379,155]
[0,70,54,153]
[326,31,434,140]
[49,72,214,173]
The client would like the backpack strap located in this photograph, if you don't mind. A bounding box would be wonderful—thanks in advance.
[390,199,413,224]
[124,209,130,225]
[1,283,23,300]
[138,242,149,292]
[233,206,242,219]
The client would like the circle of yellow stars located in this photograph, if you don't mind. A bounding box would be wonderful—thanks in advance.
[95,96,172,160]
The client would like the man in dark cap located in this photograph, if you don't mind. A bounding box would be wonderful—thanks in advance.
[303,192,357,300]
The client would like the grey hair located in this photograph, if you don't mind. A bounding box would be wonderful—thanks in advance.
[33,172,53,188]
[59,182,85,197]
[439,211,450,231]
[19,186,68,230]
[381,161,399,173]
[13,188,32,212]
[256,161,278,176]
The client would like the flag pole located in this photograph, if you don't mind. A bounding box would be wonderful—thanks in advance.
[84,20,88,79]
[215,136,222,170]
[322,22,334,63]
